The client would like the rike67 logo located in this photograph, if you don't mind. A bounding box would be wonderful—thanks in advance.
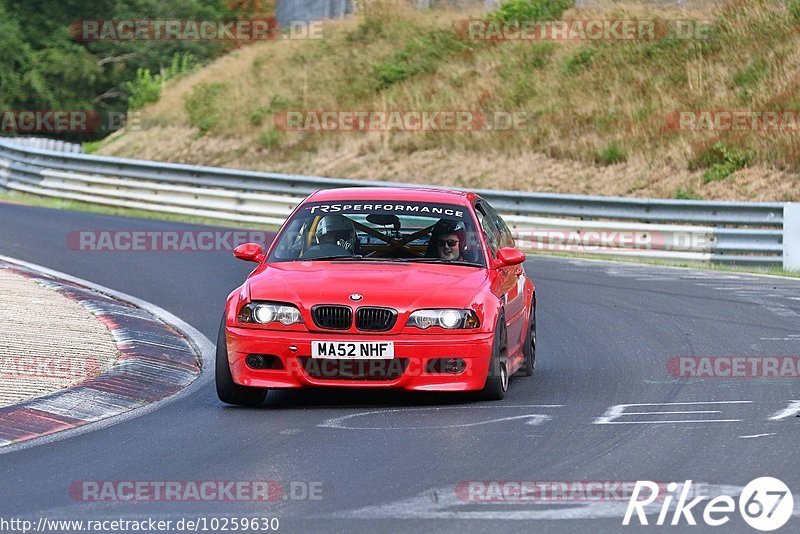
[624,478,794,531]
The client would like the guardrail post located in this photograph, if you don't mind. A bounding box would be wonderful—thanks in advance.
[784,203,800,271]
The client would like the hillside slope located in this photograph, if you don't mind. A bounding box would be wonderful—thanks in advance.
[99,0,800,201]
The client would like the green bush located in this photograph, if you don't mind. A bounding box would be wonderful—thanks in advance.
[491,0,572,22]
[249,107,268,126]
[250,95,292,125]
[595,142,627,165]
[372,29,470,89]
[697,142,752,183]
[373,62,409,89]
[257,127,282,150]
[82,141,103,154]
[521,42,556,70]
[689,142,726,171]
[126,68,161,111]
[733,58,767,89]
[126,54,197,111]
[268,94,290,112]
[563,47,597,75]
[507,77,536,106]
[164,53,197,80]
[733,58,767,100]
[675,187,702,200]
[185,82,227,134]
[788,0,800,23]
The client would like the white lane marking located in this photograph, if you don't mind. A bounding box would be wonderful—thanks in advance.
[318,405,563,430]
[0,254,214,455]
[710,287,771,291]
[596,420,741,425]
[739,433,777,439]
[594,401,752,425]
[620,411,722,415]
[769,400,800,421]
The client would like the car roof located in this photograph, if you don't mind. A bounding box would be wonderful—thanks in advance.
[306,187,477,206]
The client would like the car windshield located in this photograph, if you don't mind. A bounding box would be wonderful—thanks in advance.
[268,200,486,267]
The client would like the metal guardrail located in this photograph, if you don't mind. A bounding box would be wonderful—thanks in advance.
[0,139,793,269]
[0,137,83,153]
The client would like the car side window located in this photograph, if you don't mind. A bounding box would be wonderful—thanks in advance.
[271,218,306,259]
[474,203,501,258]
[482,201,516,249]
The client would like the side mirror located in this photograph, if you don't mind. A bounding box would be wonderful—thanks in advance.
[495,247,526,267]
[233,243,264,263]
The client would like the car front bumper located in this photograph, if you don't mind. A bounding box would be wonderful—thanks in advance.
[225,326,495,391]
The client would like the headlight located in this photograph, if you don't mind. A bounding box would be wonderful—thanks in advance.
[407,309,480,330]
[239,302,302,326]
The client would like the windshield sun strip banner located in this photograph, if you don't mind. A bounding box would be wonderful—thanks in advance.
[301,201,467,220]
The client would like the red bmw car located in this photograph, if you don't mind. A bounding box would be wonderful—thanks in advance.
[216,187,536,406]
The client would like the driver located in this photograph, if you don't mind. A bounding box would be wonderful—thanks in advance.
[432,219,466,261]
[313,214,357,253]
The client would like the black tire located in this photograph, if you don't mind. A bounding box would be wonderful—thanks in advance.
[515,302,536,377]
[216,320,268,407]
[478,316,509,401]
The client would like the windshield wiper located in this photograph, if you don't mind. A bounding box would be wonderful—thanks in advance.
[293,256,481,267]
[403,258,483,267]
[299,255,365,261]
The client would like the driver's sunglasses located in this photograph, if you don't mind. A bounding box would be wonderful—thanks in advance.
[438,239,459,248]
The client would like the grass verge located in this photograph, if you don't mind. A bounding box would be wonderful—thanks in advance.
[96,0,800,201]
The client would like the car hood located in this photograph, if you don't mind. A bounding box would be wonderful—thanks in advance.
[246,261,489,311]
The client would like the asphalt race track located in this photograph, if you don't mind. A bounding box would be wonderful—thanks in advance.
[1,201,798,533]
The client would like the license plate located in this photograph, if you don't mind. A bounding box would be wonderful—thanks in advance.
[311,341,394,360]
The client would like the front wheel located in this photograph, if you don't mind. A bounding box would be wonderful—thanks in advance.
[478,317,509,401]
[216,320,268,406]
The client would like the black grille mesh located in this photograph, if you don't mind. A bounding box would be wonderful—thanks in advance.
[311,305,352,330]
[356,307,396,331]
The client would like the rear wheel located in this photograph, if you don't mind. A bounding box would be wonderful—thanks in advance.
[478,317,509,401]
[216,320,268,407]
[515,303,536,377]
